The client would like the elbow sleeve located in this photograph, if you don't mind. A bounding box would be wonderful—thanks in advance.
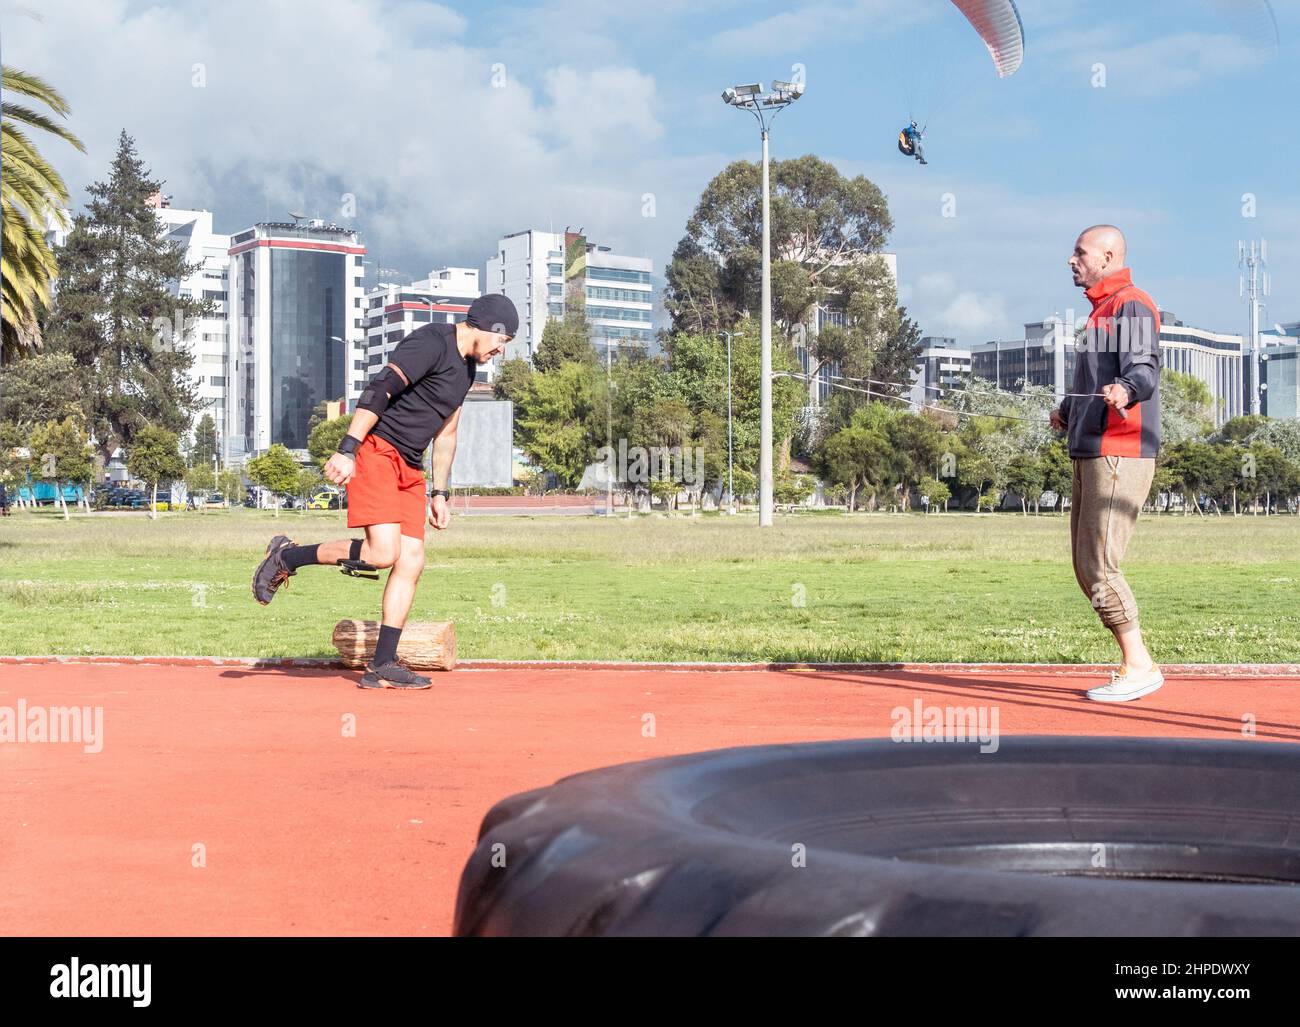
[356,366,405,415]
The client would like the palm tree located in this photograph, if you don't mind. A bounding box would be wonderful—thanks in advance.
[2,66,84,362]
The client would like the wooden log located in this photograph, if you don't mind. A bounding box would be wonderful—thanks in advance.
[332,619,457,671]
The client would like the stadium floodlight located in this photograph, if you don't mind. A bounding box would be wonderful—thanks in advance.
[723,83,763,105]
[771,80,804,98]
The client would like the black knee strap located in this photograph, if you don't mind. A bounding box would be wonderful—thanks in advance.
[339,539,376,579]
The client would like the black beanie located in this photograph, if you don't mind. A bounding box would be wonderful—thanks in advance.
[467,294,519,338]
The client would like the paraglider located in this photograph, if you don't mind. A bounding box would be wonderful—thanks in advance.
[895,0,1025,165]
[898,121,927,165]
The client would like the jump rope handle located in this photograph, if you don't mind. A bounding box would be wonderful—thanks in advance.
[1111,379,1129,421]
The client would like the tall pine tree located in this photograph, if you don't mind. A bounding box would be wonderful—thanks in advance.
[45,130,207,464]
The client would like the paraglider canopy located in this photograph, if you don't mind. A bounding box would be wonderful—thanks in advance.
[951,0,1026,78]
[891,2,1025,136]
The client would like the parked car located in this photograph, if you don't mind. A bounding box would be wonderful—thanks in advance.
[205,493,226,508]
[308,488,341,510]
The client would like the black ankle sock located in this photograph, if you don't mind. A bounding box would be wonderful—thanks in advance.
[347,538,363,562]
[281,543,321,572]
[374,624,402,666]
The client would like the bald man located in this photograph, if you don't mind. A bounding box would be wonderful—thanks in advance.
[1050,226,1163,701]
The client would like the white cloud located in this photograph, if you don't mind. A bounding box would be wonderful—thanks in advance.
[703,0,929,58]
[10,0,696,284]
[843,154,1177,340]
[541,66,663,155]
[907,271,1011,340]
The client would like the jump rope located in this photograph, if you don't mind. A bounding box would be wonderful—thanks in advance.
[776,371,1131,422]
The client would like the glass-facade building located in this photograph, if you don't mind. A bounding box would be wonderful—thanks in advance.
[227,222,367,460]
[270,249,347,449]
[1260,344,1300,419]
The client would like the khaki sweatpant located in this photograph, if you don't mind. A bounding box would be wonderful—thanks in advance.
[1070,455,1155,632]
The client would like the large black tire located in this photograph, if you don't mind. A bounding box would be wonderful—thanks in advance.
[454,737,1300,936]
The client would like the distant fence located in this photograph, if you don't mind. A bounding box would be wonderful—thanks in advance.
[449,494,602,514]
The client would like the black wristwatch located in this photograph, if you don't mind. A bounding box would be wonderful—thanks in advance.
[429,488,450,500]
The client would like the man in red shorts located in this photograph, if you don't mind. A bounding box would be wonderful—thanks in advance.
[252,294,518,689]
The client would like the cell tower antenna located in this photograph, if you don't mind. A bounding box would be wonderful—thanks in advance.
[1239,239,1269,416]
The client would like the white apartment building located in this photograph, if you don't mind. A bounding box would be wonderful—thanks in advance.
[361,267,482,393]
[43,206,72,251]
[910,336,972,408]
[486,229,654,362]
[150,194,232,456]
[1159,315,1248,423]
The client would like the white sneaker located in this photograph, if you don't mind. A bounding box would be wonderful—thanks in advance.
[1086,665,1164,703]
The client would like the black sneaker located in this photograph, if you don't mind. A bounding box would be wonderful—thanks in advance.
[252,534,296,605]
[358,660,433,690]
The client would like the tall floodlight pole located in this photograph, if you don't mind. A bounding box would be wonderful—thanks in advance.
[1239,240,1269,417]
[722,80,803,526]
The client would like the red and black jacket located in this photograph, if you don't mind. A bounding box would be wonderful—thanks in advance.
[1062,267,1162,459]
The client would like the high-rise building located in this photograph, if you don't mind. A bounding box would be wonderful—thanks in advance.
[1259,326,1300,419]
[360,268,481,395]
[971,322,1076,397]
[150,194,232,459]
[227,220,367,461]
[486,229,654,362]
[911,336,972,408]
[801,252,897,405]
[967,313,1250,426]
[1159,313,1246,424]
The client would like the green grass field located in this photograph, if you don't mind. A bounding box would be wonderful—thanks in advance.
[1,506,1298,663]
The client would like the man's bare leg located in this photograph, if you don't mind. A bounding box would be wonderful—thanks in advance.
[359,529,429,689]
[380,533,426,629]
[316,525,399,568]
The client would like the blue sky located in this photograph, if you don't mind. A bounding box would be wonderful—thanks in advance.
[14,0,1300,343]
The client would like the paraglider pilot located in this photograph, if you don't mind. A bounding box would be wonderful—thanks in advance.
[899,121,927,165]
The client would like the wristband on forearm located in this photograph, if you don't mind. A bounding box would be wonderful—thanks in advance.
[429,488,450,500]
[336,435,361,458]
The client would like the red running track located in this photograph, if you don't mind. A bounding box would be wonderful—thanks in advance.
[1,661,1297,936]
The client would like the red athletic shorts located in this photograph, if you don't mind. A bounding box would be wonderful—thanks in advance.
[347,435,426,539]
